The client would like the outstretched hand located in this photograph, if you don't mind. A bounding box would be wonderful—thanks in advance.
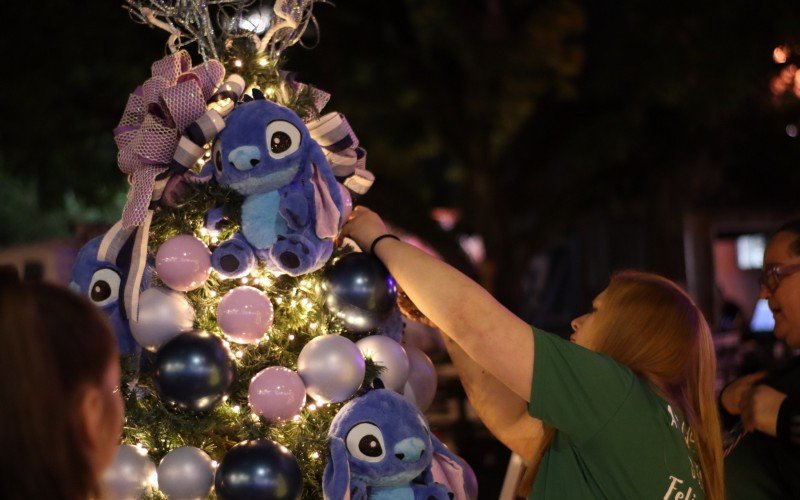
[740,385,787,437]
[341,206,390,252]
[720,371,766,415]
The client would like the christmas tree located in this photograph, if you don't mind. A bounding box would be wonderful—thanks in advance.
[69,1,472,499]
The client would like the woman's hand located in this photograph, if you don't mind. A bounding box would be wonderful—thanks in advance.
[720,371,766,415]
[740,385,787,437]
[341,206,389,252]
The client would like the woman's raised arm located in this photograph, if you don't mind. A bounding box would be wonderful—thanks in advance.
[342,207,535,401]
[442,334,547,463]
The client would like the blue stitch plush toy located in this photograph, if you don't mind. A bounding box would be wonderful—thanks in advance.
[70,231,152,355]
[324,383,471,500]
[205,90,344,277]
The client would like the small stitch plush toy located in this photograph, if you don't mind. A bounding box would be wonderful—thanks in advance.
[324,382,473,500]
[205,90,344,277]
[70,231,152,354]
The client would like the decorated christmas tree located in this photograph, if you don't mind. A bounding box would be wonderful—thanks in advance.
[69,1,476,498]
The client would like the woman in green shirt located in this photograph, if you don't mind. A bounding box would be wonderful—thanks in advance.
[342,207,724,499]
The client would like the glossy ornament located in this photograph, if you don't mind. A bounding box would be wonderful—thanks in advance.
[214,440,303,500]
[155,235,212,292]
[157,446,214,499]
[297,335,365,403]
[131,287,195,351]
[355,335,409,392]
[323,252,397,332]
[153,331,234,412]
[402,346,438,412]
[217,286,273,344]
[248,366,307,422]
[100,444,156,499]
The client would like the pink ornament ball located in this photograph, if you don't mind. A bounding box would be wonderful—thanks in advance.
[155,235,212,292]
[217,286,273,344]
[402,346,438,412]
[248,366,307,422]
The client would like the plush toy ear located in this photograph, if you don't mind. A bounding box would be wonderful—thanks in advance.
[323,437,352,500]
[429,435,477,500]
[308,147,344,238]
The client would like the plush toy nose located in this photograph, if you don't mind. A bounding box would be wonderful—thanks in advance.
[228,146,261,171]
[393,437,425,462]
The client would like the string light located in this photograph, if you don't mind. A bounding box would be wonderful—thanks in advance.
[235,350,244,359]
[250,413,260,422]
[232,405,241,413]
[210,290,217,298]
[310,451,320,459]
[258,57,268,67]
[288,334,295,341]
[233,59,243,68]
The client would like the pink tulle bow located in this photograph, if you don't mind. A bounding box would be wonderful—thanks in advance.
[114,51,225,228]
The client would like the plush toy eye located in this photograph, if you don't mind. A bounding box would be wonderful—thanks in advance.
[346,422,386,463]
[211,140,224,174]
[88,268,121,307]
[265,120,301,159]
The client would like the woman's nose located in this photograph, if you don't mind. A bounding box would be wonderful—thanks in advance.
[571,315,584,332]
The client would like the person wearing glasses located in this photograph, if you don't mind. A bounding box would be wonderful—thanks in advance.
[343,207,725,499]
[722,220,800,499]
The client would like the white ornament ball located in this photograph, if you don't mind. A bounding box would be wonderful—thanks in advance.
[157,446,214,499]
[355,335,410,392]
[298,335,365,403]
[101,444,157,500]
[131,288,195,351]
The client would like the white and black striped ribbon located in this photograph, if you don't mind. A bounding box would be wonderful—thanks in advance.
[308,112,374,195]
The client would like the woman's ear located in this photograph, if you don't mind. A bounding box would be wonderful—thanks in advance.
[76,385,105,456]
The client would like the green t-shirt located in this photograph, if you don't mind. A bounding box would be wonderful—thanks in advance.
[724,433,791,499]
[527,328,704,499]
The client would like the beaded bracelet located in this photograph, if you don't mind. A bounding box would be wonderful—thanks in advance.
[370,234,400,255]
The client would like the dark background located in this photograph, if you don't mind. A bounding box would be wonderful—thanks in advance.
[4,1,800,495]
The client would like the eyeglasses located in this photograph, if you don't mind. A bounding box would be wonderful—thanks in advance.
[759,263,800,293]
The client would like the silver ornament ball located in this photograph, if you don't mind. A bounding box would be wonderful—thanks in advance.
[101,444,157,500]
[298,335,365,403]
[157,446,214,499]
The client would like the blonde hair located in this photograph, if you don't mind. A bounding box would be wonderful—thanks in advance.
[591,270,723,500]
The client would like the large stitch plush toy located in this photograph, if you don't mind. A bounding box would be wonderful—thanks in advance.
[324,383,475,500]
[206,90,344,277]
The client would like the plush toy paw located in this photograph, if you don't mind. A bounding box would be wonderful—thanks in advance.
[211,234,256,279]
[416,482,453,500]
[265,233,328,276]
[205,206,232,235]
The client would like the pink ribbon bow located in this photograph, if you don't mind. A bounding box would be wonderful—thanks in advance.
[114,50,225,228]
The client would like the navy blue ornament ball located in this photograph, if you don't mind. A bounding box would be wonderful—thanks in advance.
[323,252,398,332]
[153,331,234,412]
[214,439,303,500]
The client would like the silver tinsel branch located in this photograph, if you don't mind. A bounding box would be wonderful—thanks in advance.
[123,0,325,63]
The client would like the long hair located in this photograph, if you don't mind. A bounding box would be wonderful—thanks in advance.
[0,273,118,500]
[590,270,723,500]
